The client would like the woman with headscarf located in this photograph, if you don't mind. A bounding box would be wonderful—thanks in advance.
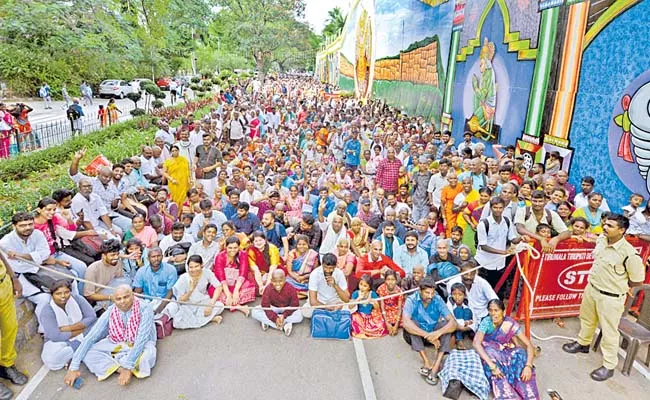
[167,255,224,329]
[39,280,97,370]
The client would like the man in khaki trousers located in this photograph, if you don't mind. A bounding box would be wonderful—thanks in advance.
[563,214,645,381]
[0,257,29,399]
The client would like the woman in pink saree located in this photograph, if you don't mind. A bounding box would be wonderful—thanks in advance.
[210,236,256,315]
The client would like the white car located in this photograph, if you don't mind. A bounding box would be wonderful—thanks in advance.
[128,78,151,93]
[98,80,134,99]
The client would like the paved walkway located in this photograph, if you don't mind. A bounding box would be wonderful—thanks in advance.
[9,316,650,400]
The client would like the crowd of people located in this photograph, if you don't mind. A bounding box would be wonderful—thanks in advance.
[0,75,647,400]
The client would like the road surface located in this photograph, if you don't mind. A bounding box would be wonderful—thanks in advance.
[9,312,650,400]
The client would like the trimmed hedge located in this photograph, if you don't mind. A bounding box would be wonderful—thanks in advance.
[0,101,215,226]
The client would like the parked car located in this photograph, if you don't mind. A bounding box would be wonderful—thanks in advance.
[129,78,152,93]
[98,80,134,99]
[156,77,172,90]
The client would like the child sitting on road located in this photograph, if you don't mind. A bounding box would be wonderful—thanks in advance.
[447,283,473,349]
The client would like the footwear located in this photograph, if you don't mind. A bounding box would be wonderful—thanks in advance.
[418,367,431,377]
[0,382,12,400]
[0,366,28,385]
[261,322,269,331]
[590,366,614,381]
[562,341,589,354]
[425,370,439,386]
[283,323,293,337]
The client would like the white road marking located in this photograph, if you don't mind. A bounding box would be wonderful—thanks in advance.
[15,365,49,400]
[353,338,377,400]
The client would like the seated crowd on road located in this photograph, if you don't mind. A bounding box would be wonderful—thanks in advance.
[2,76,647,399]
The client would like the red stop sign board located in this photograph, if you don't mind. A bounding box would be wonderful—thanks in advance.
[518,237,650,320]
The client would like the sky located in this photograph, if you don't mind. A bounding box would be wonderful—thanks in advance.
[303,0,350,34]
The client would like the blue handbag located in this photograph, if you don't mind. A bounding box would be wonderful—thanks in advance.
[310,309,351,340]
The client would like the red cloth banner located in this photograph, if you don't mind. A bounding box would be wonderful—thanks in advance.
[517,237,650,320]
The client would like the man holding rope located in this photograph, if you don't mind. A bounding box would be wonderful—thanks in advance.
[563,214,644,381]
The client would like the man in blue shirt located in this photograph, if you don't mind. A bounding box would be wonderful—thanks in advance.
[394,231,429,275]
[133,248,177,318]
[402,277,457,385]
[260,211,288,256]
[232,202,261,235]
[343,130,361,171]
[222,190,241,220]
[312,187,335,219]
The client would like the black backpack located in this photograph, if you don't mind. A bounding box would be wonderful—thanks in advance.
[67,105,80,120]
[474,217,511,249]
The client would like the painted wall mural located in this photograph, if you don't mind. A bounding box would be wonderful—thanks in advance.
[316,0,650,211]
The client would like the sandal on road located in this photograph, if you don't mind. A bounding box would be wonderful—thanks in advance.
[419,367,431,377]
[425,371,439,386]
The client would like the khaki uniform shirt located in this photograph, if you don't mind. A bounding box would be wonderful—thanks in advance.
[589,236,645,295]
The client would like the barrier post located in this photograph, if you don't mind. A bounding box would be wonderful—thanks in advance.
[521,249,531,338]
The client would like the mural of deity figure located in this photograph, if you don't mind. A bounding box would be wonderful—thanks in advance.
[471,38,497,136]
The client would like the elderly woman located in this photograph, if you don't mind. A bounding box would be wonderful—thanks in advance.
[348,217,370,256]
[211,236,257,315]
[40,280,97,370]
[473,299,539,399]
[335,237,358,294]
[167,255,224,328]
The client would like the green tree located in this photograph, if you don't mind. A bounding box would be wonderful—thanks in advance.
[322,7,346,39]
[211,0,307,80]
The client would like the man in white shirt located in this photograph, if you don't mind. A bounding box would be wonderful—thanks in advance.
[446,262,498,331]
[240,180,263,205]
[70,179,122,239]
[154,122,176,146]
[303,253,350,318]
[427,159,451,209]
[475,198,520,290]
[0,212,56,317]
[228,111,246,145]
[573,176,610,211]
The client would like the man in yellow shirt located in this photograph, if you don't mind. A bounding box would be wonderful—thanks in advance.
[562,214,645,381]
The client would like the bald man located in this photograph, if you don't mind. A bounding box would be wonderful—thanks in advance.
[251,269,303,336]
[69,149,131,235]
[64,285,157,387]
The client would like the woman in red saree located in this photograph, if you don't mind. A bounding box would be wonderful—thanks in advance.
[249,115,261,139]
[210,236,256,315]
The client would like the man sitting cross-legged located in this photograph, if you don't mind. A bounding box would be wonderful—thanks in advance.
[251,269,303,336]
[64,285,156,387]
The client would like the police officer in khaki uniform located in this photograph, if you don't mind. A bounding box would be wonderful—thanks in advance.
[563,214,645,381]
[0,255,29,400]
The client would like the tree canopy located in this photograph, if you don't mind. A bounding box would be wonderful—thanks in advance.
[322,7,347,39]
[0,0,319,96]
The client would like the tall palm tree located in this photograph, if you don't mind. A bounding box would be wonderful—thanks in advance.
[322,7,346,38]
